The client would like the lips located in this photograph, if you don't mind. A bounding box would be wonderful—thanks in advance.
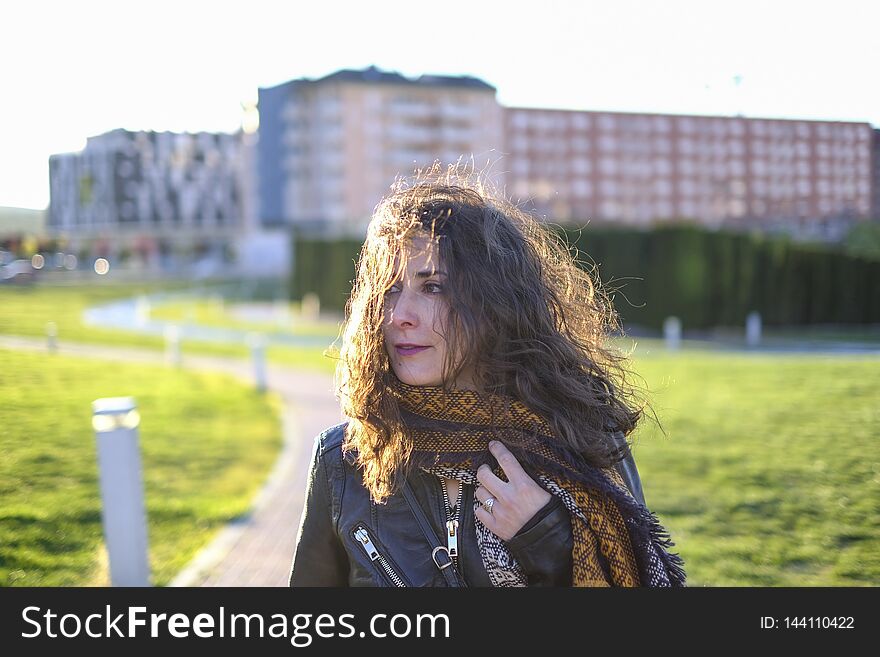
[395,344,430,356]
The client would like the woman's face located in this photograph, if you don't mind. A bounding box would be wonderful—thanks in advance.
[382,237,475,389]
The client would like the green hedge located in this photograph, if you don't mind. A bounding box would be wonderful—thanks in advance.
[290,234,361,312]
[291,224,880,329]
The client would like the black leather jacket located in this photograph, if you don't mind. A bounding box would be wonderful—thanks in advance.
[288,421,647,587]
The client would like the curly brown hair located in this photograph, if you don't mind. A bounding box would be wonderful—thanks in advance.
[335,162,648,504]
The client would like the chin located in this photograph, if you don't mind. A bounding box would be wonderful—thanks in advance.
[393,370,441,387]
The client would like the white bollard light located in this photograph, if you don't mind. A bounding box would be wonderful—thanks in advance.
[301,292,320,322]
[92,397,150,587]
[663,316,682,351]
[746,311,762,347]
[274,298,291,330]
[165,324,181,367]
[247,332,267,392]
[135,296,151,326]
[46,321,57,353]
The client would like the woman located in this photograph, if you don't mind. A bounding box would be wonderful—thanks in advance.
[288,164,686,587]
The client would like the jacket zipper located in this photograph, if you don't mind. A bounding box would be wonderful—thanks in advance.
[439,478,461,572]
[352,525,408,587]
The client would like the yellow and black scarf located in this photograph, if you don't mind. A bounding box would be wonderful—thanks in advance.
[389,378,687,587]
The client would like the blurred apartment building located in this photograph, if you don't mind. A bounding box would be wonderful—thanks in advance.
[258,66,875,243]
[48,66,878,276]
[873,129,880,223]
[505,108,874,241]
[257,66,503,235]
[48,128,274,275]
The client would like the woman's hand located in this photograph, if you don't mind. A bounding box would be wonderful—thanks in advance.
[474,441,553,541]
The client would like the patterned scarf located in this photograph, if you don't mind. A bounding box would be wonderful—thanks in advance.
[389,378,687,587]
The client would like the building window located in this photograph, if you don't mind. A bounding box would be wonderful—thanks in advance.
[599,158,618,175]
[511,136,529,151]
[598,115,616,131]
[572,113,591,129]
[598,135,617,152]
[653,116,671,132]
[653,137,671,153]
[572,157,590,174]
[656,201,673,216]
[511,112,529,129]
[654,179,672,196]
[599,179,619,196]
[573,179,592,197]
[679,179,696,195]
[600,200,620,216]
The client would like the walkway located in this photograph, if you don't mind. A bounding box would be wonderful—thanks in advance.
[0,335,343,587]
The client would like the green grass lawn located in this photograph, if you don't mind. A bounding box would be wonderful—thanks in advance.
[149,298,339,339]
[2,283,878,586]
[0,347,282,586]
[0,282,182,350]
[0,282,341,372]
[624,345,880,586]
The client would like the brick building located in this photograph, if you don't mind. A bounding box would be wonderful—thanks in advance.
[504,108,873,239]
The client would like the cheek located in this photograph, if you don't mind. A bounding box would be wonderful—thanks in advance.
[429,299,451,337]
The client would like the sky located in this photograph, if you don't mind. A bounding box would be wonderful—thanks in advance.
[2,0,879,210]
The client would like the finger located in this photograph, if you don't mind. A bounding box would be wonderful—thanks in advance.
[474,485,495,506]
[476,464,506,496]
[488,440,528,485]
[474,505,498,532]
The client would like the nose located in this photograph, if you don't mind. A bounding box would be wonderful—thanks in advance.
[387,286,420,329]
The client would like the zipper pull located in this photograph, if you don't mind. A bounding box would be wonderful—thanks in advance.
[354,527,380,561]
[446,519,459,559]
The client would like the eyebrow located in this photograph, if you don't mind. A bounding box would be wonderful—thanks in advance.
[414,269,447,278]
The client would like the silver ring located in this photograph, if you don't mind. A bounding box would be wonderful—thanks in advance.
[483,497,496,514]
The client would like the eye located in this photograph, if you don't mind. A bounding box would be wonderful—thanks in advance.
[384,283,400,296]
[424,282,443,294]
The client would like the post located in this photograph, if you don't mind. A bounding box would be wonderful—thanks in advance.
[663,316,682,351]
[301,292,320,323]
[746,311,762,347]
[92,397,150,586]
[247,332,267,393]
[135,296,150,326]
[274,298,291,330]
[165,324,181,367]
[46,321,57,353]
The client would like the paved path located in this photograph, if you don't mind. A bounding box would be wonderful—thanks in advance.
[0,336,343,587]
